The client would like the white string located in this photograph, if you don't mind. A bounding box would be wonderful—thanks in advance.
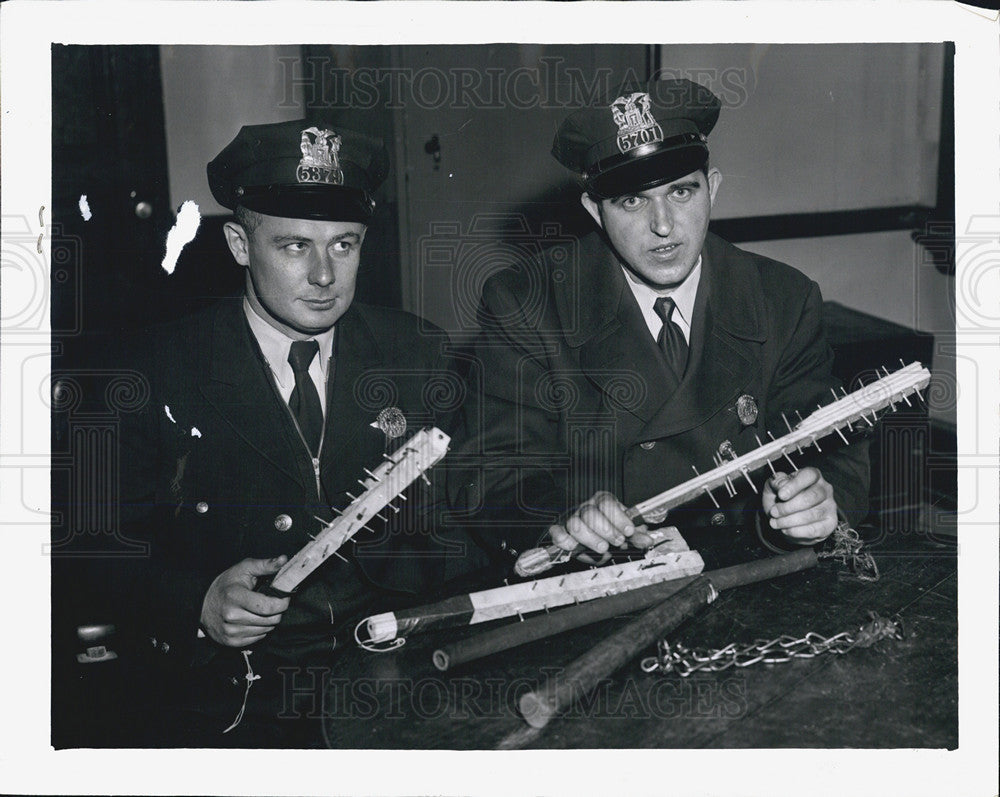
[353,617,405,653]
[222,649,260,734]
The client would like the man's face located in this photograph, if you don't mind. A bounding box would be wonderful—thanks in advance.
[582,168,721,290]
[224,213,366,339]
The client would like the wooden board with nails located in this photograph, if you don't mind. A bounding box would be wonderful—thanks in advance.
[515,362,931,577]
[268,427,450,595]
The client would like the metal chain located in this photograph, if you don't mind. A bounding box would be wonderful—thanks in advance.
[641,527,893,676]
[641,611,904,676]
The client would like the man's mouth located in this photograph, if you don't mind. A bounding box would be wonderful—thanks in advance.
[649,243,681,256]
[303,298,337,310]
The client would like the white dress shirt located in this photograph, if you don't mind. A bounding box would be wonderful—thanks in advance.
[621,256,702,345]
[243,298,335,414]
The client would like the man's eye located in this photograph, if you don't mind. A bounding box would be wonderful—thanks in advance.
[672,188,691,199]
[620,196,644,210]
[332,240,353,253]
[284,242,308,252]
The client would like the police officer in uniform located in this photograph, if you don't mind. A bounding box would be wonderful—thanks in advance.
[464,79,870,566]
[116,120,465,745]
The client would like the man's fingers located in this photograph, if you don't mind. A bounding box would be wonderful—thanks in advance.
[769,503,834,530]
[629,529,657,549]
[579,503,627,547]
[220,603,285,628]
[550,491,635,555]
[768,484,832,519]
[236,555,289,582]
[231,586,290,618]
[223,622,279,637]
[771,467,820,502]
[777,517,837,545]
[565,514,613,554]
[549,524,578,553]
[763,466,837,545]
[591,492,636,538]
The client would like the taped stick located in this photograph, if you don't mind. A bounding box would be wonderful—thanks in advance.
[434,548,818,672]
[518,577,717,730]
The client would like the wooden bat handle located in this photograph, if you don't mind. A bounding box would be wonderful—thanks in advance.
[518,576,718,729]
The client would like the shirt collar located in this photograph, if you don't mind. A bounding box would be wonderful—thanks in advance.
[243,297,335,388]
[621,255,702,328]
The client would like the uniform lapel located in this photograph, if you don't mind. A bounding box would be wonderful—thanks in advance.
[640,233,767,440]
[558,232,677,441]
[319,304,384,495]
[199,300,309,488]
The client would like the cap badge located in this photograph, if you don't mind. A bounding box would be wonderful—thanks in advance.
[297,127,344,186]
[611,92,664,155]
[736,394,758,426]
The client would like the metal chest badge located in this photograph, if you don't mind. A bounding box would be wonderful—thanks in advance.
[736,394,758,426]
[374,407,407,440]
[611,92,664,154]
[297,127,344,185]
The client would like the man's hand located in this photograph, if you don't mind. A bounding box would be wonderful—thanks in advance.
[762,467,838,545]
[549,490,658,564]
[200,556,291,647]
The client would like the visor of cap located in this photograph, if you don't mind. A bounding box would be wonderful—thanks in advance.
[587,144,708,199]
[235,184,375,223]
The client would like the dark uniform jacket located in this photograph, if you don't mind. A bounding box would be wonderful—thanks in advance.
[116,299,468,671]
[459,230,870,562]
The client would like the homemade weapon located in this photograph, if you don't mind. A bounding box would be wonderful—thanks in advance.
[433,547,819,671]
[355,363,929,650]
[356,547,705,649]
[514,361,931,577]
[263,427,450,596]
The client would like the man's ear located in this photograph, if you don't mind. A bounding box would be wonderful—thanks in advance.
[222,221,250,267]
[580,193,603,228]
[707,167,723,208]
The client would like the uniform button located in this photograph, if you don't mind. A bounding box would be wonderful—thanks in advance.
[640,441,656,450]
[195,501,209,514]
[274,514,293,532]
[159,641,170,654]
[710,512,727,526]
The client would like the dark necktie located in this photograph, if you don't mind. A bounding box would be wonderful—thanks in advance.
[287,340,323,456]
[653,296,689,380]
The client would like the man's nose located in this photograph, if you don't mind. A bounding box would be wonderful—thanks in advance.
[649,199,674,236]
[308,250,335,286]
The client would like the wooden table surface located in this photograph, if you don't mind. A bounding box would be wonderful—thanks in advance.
[319,527,957,750]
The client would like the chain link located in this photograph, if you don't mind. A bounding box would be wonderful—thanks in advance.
[641,611,904,676]
[640,523,892,675]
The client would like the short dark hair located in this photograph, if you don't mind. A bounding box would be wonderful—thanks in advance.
[233,205,263,236]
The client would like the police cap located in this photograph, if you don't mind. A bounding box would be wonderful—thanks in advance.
[207,119,388,223]
[552,79,721,199]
